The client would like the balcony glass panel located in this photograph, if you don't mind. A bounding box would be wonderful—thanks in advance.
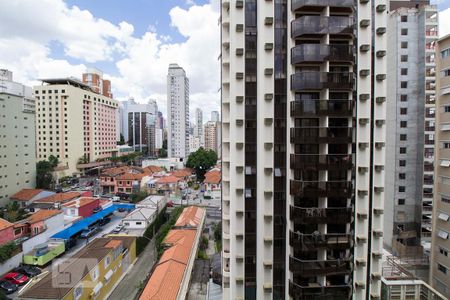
[289,205,354,223]
[290,154,352,170]
[292,16,354,38]
[291,44,353,64]
[289,280,352,300]
[291,72,354,91]
[289,256,353,276]
[289,231,354,251]
[290,100,353,117]
[292,0,354,11]
[290,127,353,144]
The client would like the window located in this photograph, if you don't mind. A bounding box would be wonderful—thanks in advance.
[400,121,407,128]
[400,95,408,102]
[438,263,447,274]
[442,48,450,59]
[401,55,408,62]
[401,42,408,49]
[401,28,408,35]
[442,69,450,77]
[398,199,405,205]
[90,266,99,281]
[399,173,406,180]
[400,147,407,154]
[440,247,449,257]
[444,143,450,149]
[104,255,111,268]
[399,186,405,192]
[401,81,408,88]
[401,15,407,22]
[399,160,406,167]
[401,68,408,75]
[400,108,407,115]
[73,284,83,300]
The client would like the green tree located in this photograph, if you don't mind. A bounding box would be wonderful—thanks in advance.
[162,139,167,150]
[186,147,218,181]
[48,155,59,168]
[158,148,167,158]
[36,160,55,189]
[77,154,89,165]
[117,133,126,145]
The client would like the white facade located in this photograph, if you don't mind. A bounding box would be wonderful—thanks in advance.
[122,207,157,229]
[0,70,36,205]
[167,63,189,160]
[211,110,220,122]
[221,1,387,299]
[189,134,201,154]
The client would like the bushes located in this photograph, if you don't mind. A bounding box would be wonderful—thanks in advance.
[0,242,20,263]
[136,207,167,255]
[131,191,149,204]
[155,206,184,258]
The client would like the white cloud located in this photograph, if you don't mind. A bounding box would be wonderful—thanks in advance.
[440,8,450,37]
[0,0,221,122]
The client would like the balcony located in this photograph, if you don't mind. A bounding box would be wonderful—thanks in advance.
[292,0,354,11]
[290,127,352,144]
[289,231,354,251]
[290,154,352,170]
[290,100,353,117]
[289,256,353,277]
[290,205,354,224]
[291,72,354,91]
[292,16,354,38]
[289,280,352,300]
[291,44,353,64]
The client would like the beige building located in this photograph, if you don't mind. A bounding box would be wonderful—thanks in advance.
[204,121,220,155]
[34,78,118,177]
[0,69,36,205]
[431,34,450,296]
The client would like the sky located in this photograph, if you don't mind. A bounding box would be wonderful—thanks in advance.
[0,0,448,123]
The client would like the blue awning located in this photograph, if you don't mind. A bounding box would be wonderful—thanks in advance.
[51,204,135,240]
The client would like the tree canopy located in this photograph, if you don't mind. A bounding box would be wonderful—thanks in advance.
[36,156,59,189]
[186,147,218,181]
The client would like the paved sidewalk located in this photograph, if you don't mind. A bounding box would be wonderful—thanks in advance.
[108,239,157,300]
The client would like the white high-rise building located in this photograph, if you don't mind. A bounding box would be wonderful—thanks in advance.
[0,70,36,205]
[211,110,220,122]
[221,1,387,299]
[167,63,189,160]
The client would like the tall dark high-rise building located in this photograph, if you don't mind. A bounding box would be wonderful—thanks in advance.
[221,1,387,299]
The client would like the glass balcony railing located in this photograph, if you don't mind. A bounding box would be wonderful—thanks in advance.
[290,180,352,198]
[289,231,354,251]
[289,280,352,300]
[290,100,354,117]
[290,127,353,144]
[291,44,354,64]
[292,16,354,38]
[289,205,354,224]
[292,0,354,11]
[291,72,354,91]
[290,154,352,170]
[289,256,354,277]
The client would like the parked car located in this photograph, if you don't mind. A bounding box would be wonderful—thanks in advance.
[111,196,120,202]
[15,265,41,277]
[98,217,111,226]
[3,272,28,285]
[112,224,123,233]
[167,201,174,208]
[93,206,102,213]
[79,227,100,239]
[0,280,17,294]
[117,207,126,213]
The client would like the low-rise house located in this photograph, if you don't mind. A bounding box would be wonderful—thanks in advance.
[32,191,82,209]
[62,197,100,218]
[0,218,15,246]
[171,168,193,181]
[122,207,157,230]
[10,189,55,208]
[99,165,143,194]
[13,210,63,241]
[155,175,182,195]
[142,165,164,173]
[135,195,167,212]
[116,173,149,194]
[20,236,137,300]
[203,170,221,200]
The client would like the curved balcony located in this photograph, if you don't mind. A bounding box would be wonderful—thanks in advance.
[290,100,354,117]
[289,205,354,224]
[291,72,354,91]
[292,0,354,11]
[289,280,352,300]
[289,256,353,277]
[289,231,354,251]
[290,180,352,198]
[290,127,353,144]
[292,16,354,38]
[290,154,352,170]
[291,44,354,64]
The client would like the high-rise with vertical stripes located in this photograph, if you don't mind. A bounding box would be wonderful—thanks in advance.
[221,1,387,299]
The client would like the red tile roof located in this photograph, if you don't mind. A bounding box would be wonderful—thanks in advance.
[10,189,44,201]
[35,192,81,204]
[143,165,164,173]
[203,170,221,184]
[171,169,192,178]
[0,218,13,231]
[174,206,205,228]
[117,173,147,181]
[156,175,180,184]
[27,210,62,224]
[62,197,98,208]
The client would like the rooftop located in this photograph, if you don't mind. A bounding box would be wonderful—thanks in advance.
[143,165,164,173]
[10,189,45,201]
[62,197,99,208]
[39,77,93,91]
[0,218,13,231]
[204,170,221,185]
[26,210,62,224]
[156,175,180,184]
[35,192,81,204]
[174,206,205,228]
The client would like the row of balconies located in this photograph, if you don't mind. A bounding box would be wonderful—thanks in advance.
[289,256,353,277]
[289,280,352,300]
[292,0,354,11]
[289,205,354,224]
[292,16,354,38]
[289,231,354,251]
[290,154,352,170]
[291,44,354,65]
[290,100,354,117]
[290,180,352,198]
[290,127,353,144]
[291,72,354,91]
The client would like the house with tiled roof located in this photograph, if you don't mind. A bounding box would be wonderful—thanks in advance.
[62,197,100,218]
[203,169,221,200]
[99,165,143,194]
[32,191,82,209]
[14,209,63,241]
[10,189,55,207]
[171,168,193,181]
[154,175,183,195]
[139,206,205,300]
[0,218,15,246]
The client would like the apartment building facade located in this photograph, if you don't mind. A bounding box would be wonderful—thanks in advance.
[0,69,36,205]
[204,121,220,155]
[82,67,113,98]
[431,34,450,296]
[221,0,387,299]
[167,63,189,160]
[34,78,118,176]
[384,2,438,255]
